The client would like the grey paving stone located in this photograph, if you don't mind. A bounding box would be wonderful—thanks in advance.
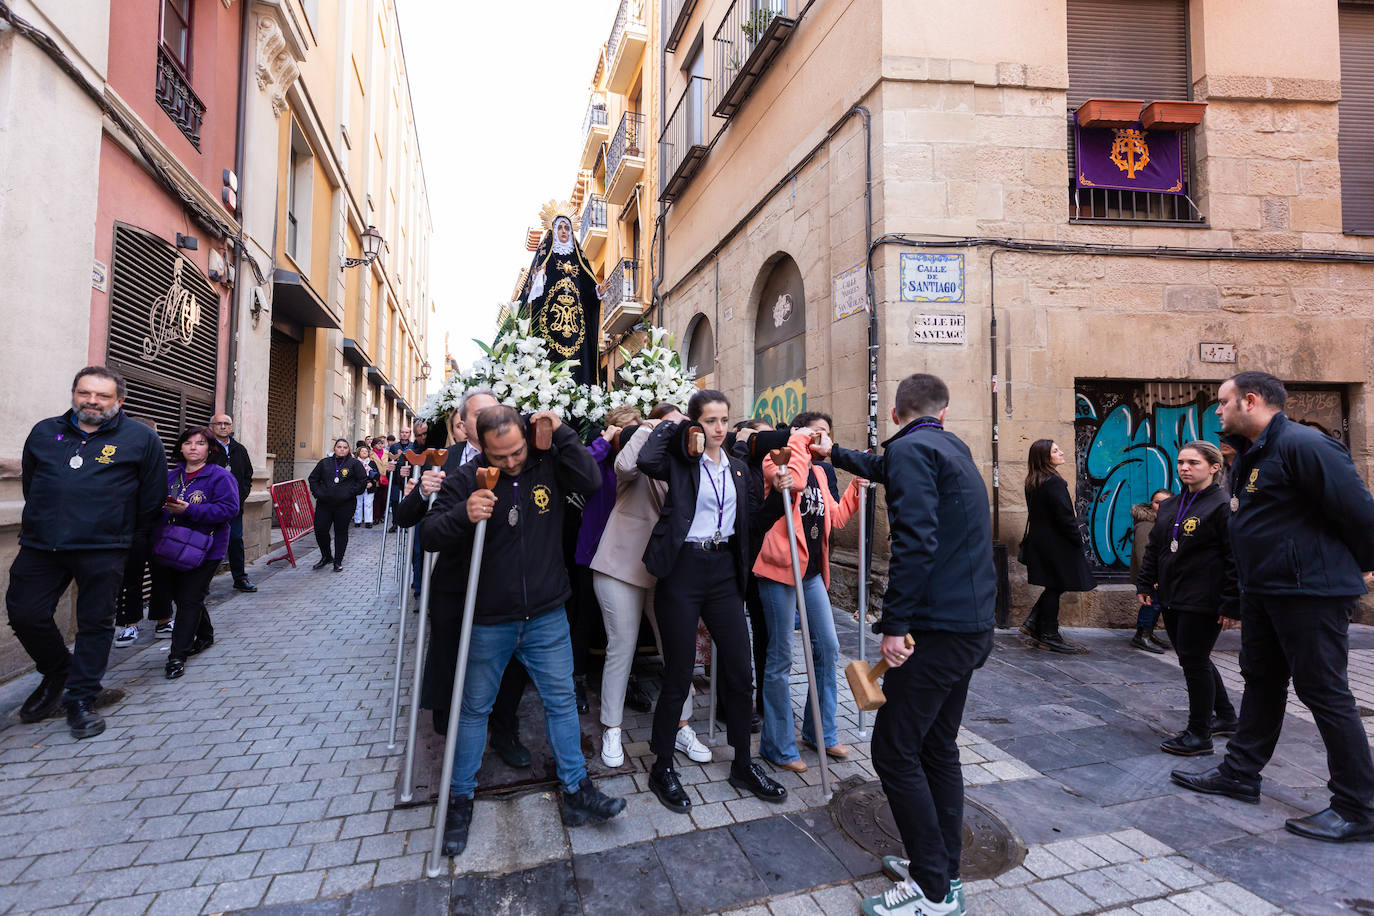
[241,824,299,852]
[1027,876,1098,915]
[260,870,327,907]
[252,846,312,878]
[338,812,388,840]
[730,815,849,896]
[196,850,264,885]
[146,884,214,916]
[356,833,406,862]
[88,894,158,916]
[189,829,249,858]
[455,859,580,916]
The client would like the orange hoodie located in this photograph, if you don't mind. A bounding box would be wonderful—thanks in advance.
[753,430,864,589]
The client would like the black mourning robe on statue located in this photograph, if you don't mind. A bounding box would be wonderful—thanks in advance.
[519,229,602,386]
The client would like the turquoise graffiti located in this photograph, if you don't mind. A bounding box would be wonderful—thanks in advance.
[1074,386,1221,572]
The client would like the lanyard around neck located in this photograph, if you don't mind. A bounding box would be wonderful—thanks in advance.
[702,457,728,534]
[1171,487,1205,544]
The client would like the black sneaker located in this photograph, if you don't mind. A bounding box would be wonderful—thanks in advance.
[64,699,105,739]
[188,636,214,656]
[574,674,590,714]
[18,673,66,723]
[1210,714,1239,737]
[625,677,653,713]
[729,761,788,803]
[561,777,627,827]
[490,732,532,768]
[648,766,691,814]
[165,658,185,680]
[443,795,474,856]
[1131,630,1165,654]
[1160,730,1214,757]
[332,563,343,572]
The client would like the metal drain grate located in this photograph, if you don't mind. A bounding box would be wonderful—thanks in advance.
[831,780,1025,880]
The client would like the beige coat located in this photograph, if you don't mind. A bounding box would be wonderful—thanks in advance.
[590,423,669,590]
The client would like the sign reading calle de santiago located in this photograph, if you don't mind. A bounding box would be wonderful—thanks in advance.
[899,253,965,303]
[910,312,967,345]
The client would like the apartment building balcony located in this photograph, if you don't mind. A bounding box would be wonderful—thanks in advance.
[156,46,205,149]
[579,194,608,258]
[660,76,711,203]
[602,258,645,336]
[580,96,609,170]
[606,112,645,207]
[712,0,797,119]
[665,0,702,52]
[606,0,648,95]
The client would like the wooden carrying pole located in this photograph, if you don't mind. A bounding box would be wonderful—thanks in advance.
[769,448,831,801]
[428,465,501,876]
[400,448,448,801]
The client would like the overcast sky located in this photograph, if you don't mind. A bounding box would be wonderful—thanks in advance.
[400,0,622,390]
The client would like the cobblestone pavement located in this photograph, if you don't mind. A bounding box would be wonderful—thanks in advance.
[0,532,1371,915]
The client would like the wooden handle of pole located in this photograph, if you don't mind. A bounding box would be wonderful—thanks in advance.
[534,417,553,450]
[425,448,448,466]
[476,466,500,490]
[768,448,790,470]
[686,428,704,458]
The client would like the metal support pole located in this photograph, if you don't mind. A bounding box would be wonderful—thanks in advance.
[375,490,393,595]
[401,492,440,801]
[781,487,832,801]
[386,526,414,751]
[856,484,870,740]
[428,514,492,877]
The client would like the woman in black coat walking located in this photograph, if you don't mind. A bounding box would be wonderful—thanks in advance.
[1019,439,1096,653]
[1137,440,1239,756]
[308,439,367,571]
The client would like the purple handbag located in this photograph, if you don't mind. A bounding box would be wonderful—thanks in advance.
[151,522,213,571]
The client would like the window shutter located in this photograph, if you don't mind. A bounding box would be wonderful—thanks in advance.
[1340,3,1374,232]
[1067,0,1191,109]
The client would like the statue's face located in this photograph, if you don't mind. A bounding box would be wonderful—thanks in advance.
[556,222,571,244]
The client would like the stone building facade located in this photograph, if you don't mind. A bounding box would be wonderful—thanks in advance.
[654,0,1374,624]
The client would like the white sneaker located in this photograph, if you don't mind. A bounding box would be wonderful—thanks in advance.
[882,861,965,916]
[114,625,139,647]
[860,881,957,916]
[674,724,711,763]
[601,727,625,768]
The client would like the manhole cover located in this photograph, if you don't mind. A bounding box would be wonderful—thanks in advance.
[831,780,1025,880]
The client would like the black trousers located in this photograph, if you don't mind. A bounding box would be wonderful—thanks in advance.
[314,502,353,563]
[422,589,524,736]
[6,546,127,702]
[227,514,247,584]
[872,628,992,903]
[115,534,157,626]
[745,573,768,714]
[151,557,218,662]
[1025,588,1062,635]
[651,545,752,767]
[1161,607,1235,735]
[1220,594,1374,821]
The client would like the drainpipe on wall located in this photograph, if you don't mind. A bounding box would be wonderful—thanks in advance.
[226,0,252,415]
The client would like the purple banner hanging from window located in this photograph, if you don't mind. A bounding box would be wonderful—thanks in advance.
[1074,118,1185,195]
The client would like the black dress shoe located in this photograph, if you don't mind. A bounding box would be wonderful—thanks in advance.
[365,523,373,529]
[188,636,214,656]
[433,708,449,736]
[19,673,66,723]
[1171,766,1260,803]
[729,761,788,803]
[443,795,474,856]
[1210,714,1239,737]
[751,713,762,734]
[1131,629,1165,654]
[1160,730,1214,757]
[165,658,185,680]
[648,766,691,813]
[624,677,653,713]
[1285,807,1374,843]
[562,776,627,826]
[233,579,258,593]
[311,558,331,570]
[332,563,343,572]
[1037,630,1087,654]
[574,675,590,714]
[490,732,532,768]
[64,699,105,739]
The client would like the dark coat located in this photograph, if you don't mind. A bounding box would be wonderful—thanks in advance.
[637,419,752,596]
[394,447,471,596]
[1227,412,1374,597]
[1129,502,1157,586]
[20,409,168,551]
[831,417,996,634]
[308,456,368,506]
[418,422,600,626]
[214,437,253,517]
[1021,475,1096,592]
[1137,484,1238,618]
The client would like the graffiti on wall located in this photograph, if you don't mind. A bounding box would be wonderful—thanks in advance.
[1073,380,1347,579]
[752,379,806,428]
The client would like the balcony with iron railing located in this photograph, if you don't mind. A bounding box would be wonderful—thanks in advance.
[665,0,702,52]
[579,194,608,257]
[1066,115,1205,225]
[606,0,648,95]
[580,95,609,170]
[712,0,797,119]
[606,111,646,207]
[660,76,712,203]
[602,258,645,335]
[156,46,205,149]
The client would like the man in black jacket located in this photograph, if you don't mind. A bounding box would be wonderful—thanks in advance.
[821,373,995,916]
[211,414,256,592]
[1172,371,1374,844]
[7,366,167,738]
[420,406,625,856]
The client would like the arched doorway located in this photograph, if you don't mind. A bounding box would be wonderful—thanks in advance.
[685,313,715,388]
[751,256,805,427]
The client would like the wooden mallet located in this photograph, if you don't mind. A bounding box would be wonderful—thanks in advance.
[846,633,915,711]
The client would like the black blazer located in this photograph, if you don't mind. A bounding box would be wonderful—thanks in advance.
[1021,475,1096,592]
[637,419,752,595]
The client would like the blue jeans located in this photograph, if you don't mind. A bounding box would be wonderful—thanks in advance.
[1136,600,1161,630]
[450,607,586,798]
[759,574,840,761]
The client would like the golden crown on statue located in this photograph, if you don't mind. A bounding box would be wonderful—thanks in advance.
[539,199,580,233]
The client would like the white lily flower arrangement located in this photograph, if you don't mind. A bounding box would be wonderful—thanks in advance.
[604,326,699,416]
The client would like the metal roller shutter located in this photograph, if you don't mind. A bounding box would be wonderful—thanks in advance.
[1340,3,1374,232]
[267,329,300,485]
[1067,0,1191,109]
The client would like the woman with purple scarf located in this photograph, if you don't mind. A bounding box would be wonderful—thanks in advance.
[151,426,239,679]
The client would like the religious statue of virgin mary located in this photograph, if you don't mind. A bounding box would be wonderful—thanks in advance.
[518,200,603,386]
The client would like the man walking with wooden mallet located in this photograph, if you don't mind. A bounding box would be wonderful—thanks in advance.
[818,373,997,916]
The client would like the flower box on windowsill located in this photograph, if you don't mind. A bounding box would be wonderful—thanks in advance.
[1075,98,1145,128]
[1140,100,1207,131]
